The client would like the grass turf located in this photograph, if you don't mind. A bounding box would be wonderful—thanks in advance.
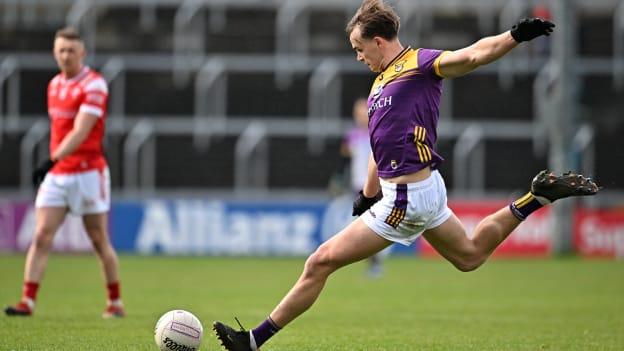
[0,255,622,350]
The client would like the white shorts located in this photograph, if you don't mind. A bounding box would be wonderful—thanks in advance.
[361,170,453,246]
[35,167,110,215]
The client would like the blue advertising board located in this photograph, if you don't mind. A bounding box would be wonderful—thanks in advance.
[2,196,416,256]
[110,196,416,255]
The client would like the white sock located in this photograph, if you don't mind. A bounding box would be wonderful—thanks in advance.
[22,297,35,309]
[249,331,258,351]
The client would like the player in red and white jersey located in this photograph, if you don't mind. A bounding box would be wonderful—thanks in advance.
[4,27,125,318]
[47,64,108,174]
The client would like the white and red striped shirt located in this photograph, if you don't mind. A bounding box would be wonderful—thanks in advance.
[47,66,108,174]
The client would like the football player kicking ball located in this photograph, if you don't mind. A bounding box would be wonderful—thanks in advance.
[213,1,599,349]
[4,27,125,318]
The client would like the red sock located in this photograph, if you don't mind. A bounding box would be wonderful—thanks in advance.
[22,281,39,302]
[107,282,121,302]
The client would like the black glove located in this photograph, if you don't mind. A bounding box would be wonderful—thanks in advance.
[32,159,56,187]
[352,190,383,216]
[510,18,555,43]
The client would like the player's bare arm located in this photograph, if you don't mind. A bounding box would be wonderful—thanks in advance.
[51,112,98,161]
[352,154,381,217]
[438,18,555,78]
[437,32,518,78]
[363,153,380,197]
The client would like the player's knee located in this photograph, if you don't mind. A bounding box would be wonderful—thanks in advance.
[90,239,104,254]
[32,228,55,251]
[304,245,337,278]
[87,229,109,253]
[457,256,487,272]
[453,259,482,272]
[32,236,53,251]
[452,251,486,272]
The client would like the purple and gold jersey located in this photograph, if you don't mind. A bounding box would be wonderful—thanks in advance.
[367,47,448,178]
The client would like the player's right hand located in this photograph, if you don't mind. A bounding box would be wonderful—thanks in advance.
[352,190,383,216]
[32,159,56,187]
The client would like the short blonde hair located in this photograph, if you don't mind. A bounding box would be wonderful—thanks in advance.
[55,26,82,42]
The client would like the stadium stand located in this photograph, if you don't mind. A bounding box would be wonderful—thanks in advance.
[0,0,622,195]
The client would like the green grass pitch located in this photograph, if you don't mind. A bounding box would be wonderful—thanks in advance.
[0,255,623,350]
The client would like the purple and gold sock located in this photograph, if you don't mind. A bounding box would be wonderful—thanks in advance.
[251,316,281,348]
[509,192,550,221]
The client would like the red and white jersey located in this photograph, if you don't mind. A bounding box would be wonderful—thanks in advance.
[47,66,108,174]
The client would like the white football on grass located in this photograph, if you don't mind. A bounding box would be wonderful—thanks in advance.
[154,310,203,351]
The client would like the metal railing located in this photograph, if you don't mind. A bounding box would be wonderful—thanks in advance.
[0,56,20,129]
[194,57,228,150]
[14,115,541,193]
[0,56,19,147]
[453,125,485,192]
[101,56,126,122]
[235,121,268,192]
[614,0,624,88]
[123,119,155,191]
[19,119,48,191]
[308,58,342,154]
[532,60,560,157]
[173,0,206,87]
[573,124,595,177]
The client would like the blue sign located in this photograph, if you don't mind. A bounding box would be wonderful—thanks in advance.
[109,196,417,256]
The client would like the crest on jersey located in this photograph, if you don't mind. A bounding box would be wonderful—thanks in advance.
[391,160,398,169]
[372,85,384,99]
[71,88,81,98]
[394,60,406,72]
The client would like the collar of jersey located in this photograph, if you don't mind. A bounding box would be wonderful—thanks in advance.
[373,47,418,87]
[61,66,90,83]
[381,45,412,72]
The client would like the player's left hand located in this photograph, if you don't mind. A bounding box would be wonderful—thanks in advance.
[352,190,383,216]
[32,159,56,188]
[510,17,555,42]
